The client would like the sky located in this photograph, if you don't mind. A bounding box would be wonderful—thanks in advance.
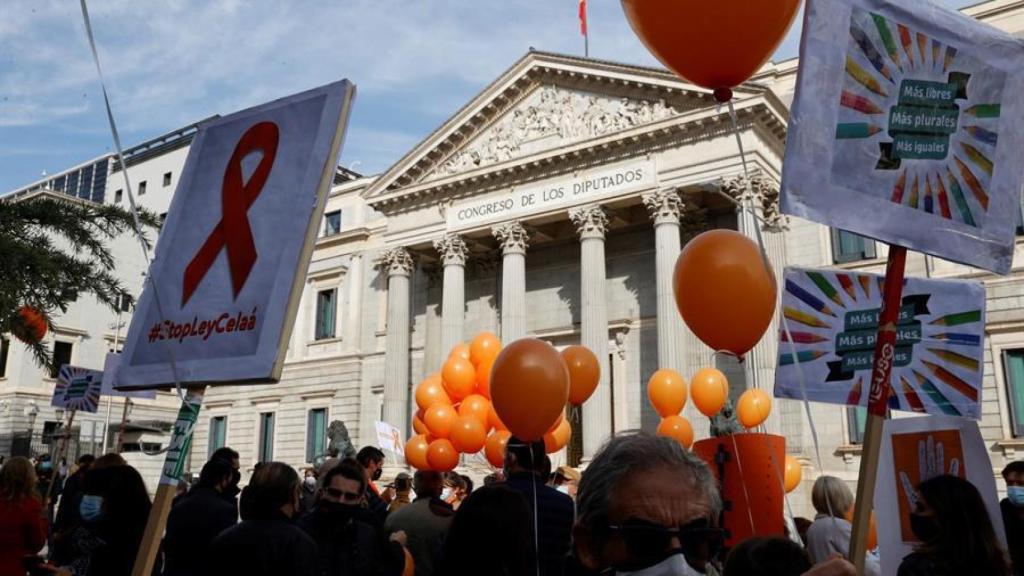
[0,1,979,192]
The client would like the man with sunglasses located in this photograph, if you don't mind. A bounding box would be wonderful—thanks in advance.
[297,460,408,576]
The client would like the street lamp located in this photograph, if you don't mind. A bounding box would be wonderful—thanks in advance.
[23,401,39,434]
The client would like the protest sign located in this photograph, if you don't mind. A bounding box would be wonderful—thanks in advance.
[375,421,403,454]
[781,0,1024,274]
[100,353,156,399]
[51,365,103,413]
[118,80,355,389]
[774,267,985,419]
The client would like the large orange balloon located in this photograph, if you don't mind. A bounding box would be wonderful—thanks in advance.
[673,230,776,357]
[424,403,457,439]
[657,415,694,449]
[736,388,772,429]
[488,403,508,432]
[691,368,729,417]
[562,345,600,405]
[543,418,572,454]
[450,416,487,454]
[450,343,471,361]
[491,339,570,441]
[621,0,801,91]
[470,332,501,367]
[427,439,460,472]
[12,306,48,345]
[647,369,687,417]
[784,455,802,493]
[442,356,477,401]
[476,356,495,399]
[485,430,511,468]
[413,409,429,436]
[404,435,431,470]
[415,376,450,410]
[458,394,491,428]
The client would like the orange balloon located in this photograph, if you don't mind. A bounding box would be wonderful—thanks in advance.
[562,345,600,405]
[458,394,491,427]
[415,376,450,411]
[543,418,572,454]
[404,434,431,470]
[450,343,471,361]
[673,230,776,357]
[470,332,501,367]
[784,455,802,493]
[488,403,508,432]
[413,409,429,436]
[647,369,687,418]
[476,356,495,399]
[424,403,457,439]
[450,416,487,454]
[621,0,800,91]
[12,305,48,345]
[736,388,772,429]
[402,548,415,576]
[845,508,878,551]
[491,339,570,441]
[442,356,477,401]
[690,368,729,417]
[427,439,460,472]
[485,430,511,468]
[657,415,694,449]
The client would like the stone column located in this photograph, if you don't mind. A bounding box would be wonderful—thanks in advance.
[379,247,414,440]
[433,234,469,353]
[569,205,612,459]
[643,189,687,374]
[492,222,529,344]
[343,253,364,353]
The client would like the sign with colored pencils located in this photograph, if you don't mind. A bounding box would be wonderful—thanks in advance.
[52,366,103,413]
[781,0,1024,274]
[774,267,985,419]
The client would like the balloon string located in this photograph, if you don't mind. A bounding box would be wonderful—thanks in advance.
[728,433,758,536]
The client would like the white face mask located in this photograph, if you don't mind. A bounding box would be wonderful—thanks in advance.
[615,552,703,576]
[441,488,453,501]
[556,485,571,495]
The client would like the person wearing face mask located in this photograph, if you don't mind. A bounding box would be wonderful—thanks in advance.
[553,466,581,499]
[209,446,242,507]
[160,457,239,576]
[1000,461,1024,574]
[357,446,392,522]
[442,474,468,510]
[896,474,1011,576]
[299,468,318,515]
[297,460,408,576]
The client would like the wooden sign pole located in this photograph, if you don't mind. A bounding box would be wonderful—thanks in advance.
[849,246,907,574]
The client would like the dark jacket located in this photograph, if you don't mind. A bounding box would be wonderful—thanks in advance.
[505,472,575,576]
[297,502,405,576]
[207,511,318,576]
[897,552,948,576]
[1002,499,1024,575]
[162,486,238,576]
[366,486,389,523]
[59,521,145,576]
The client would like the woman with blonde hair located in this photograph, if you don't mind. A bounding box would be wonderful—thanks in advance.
[0,456,47,576]
[805,475,879,576]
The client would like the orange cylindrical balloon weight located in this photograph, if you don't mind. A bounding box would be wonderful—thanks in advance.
[476,356,495,399]
[543,418,572,454]
[621,0,800,90]
[450,416,487,454]
[562,345,600,405]
[404,435,431,470]
[458,394,491,428]
[648,369,687,417]
[415,376,450,411]
[737,388,772,429]
[470,332,501,367]
[691,368,729,417]
[424,403,457,439]
[490,339,570,442]
[485,430,511,468]
[657,415,694,449]
[442,356,477,401]
[673,230,776,357]
[413,409,429,436]
[450,343,471,361]
[784,455,802,494]
[427,439,459,472]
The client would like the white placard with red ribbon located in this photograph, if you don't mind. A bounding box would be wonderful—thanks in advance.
[117,81,355,389]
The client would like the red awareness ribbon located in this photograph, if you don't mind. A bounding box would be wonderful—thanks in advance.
[181,121,279,306]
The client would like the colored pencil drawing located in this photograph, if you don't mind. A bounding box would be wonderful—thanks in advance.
[52,365,103,413]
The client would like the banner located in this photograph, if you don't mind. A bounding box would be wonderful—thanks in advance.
[774,267,985,419]
[781,0,1024,274]
[875,416,1006,576]
[117,80,355,389]
[51,366,103,412]
[100,353,156,399]
[375,421,403,454]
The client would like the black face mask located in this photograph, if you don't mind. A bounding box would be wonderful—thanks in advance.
[223,470,241,499]
[909,512,940,543]
[372,467,382,481]
[320,500,359,519]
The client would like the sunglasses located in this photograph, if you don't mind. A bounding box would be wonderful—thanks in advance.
[607,517,725,567]
[324,487,362,502]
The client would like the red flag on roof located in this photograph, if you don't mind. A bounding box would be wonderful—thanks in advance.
[579,0,588,37]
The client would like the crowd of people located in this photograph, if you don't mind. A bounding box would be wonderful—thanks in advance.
[0,432,1022,575]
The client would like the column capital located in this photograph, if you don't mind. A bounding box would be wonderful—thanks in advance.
[721,173,788,232]
[642,189,685,225]
[569,204,609,240]
[433,234,469,267]
[492,221,529,255]
[377,247,414,277]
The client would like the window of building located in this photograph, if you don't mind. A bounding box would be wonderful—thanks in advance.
[0,338,8,378]
[324,210,342,236]
[42,421,60,444]
[208,416,227,457]
[847,406,867,444]
[306,408,327,463]
[315,289,336,340]
[51,341,73,378]
[258,412,275,462]
[831,229,877,263]
[163,172,172,187]
[1004,350,1024,437]
[114,189,123,203]
[138,181,147,196]
[118,292,133,313]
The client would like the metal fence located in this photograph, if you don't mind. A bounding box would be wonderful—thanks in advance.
[0,430,104,464]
